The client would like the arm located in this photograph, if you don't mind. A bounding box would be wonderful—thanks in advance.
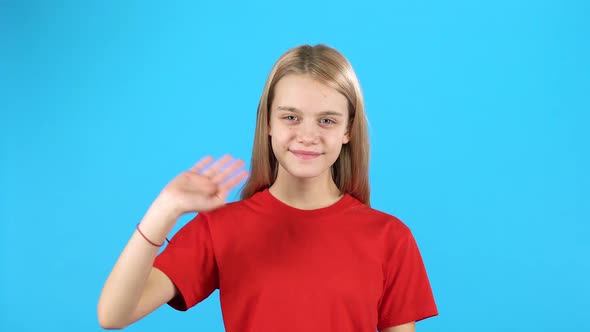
[97,196,180,329]
[379,321,416,332]
[97,156,248,329]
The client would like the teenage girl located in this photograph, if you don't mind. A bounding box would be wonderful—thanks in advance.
[98,44,438,331]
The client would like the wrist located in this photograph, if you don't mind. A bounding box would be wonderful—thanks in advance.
[152,192,183,221]
[136,196,179,245]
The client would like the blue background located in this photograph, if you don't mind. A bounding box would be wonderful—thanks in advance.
[1,1,588,331]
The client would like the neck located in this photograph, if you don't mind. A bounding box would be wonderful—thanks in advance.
[269,167,343,210]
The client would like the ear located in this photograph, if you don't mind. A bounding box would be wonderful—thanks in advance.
[342,131,350,144]
[342,117,352,144]
[268,107,273,136]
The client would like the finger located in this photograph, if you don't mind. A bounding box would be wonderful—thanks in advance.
[189,156,214,174]
[201,154,233,177]
[217,171,249,200]
[219,170,249,193]
[210,159,245,184]
[213,189,228,203]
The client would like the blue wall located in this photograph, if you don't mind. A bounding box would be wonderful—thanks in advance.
[1,1,588,331]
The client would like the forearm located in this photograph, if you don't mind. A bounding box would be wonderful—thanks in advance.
[97,196,180,327]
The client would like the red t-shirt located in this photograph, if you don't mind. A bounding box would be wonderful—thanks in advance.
[154,189,438,331]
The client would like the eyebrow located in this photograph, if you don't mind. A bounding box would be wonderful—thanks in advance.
[276,106,344,117]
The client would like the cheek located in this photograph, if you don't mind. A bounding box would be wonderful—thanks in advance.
[270,129,290,150]
[326,131,347,144]
[272,125,296,141]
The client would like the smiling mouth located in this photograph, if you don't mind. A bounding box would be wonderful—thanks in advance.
[290,150,322,160]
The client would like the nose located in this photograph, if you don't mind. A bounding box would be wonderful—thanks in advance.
[296,119,319,145]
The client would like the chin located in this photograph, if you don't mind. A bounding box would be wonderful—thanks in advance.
[278,160,333,180]
[286,168,326,179]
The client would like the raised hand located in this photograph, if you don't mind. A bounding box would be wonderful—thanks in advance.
[159,155,249,216]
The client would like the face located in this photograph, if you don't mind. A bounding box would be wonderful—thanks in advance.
[269,74,350,180]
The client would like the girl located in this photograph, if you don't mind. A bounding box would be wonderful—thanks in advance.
[98,44,438,331]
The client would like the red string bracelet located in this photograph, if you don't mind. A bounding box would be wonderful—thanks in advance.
[136,223,170,247]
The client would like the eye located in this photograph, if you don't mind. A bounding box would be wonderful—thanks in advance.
[320,118,336,125]
[283,115,298,121]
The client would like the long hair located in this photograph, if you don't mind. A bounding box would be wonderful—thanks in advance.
[240,44,371,205]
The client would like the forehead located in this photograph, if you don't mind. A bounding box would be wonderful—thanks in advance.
[271,74,348,115]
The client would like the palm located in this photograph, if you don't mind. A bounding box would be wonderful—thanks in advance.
[162,155,249,214]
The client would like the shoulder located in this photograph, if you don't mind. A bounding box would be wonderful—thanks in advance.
[199,191,265,223]
[346,202,420,266]
[348,198,412,236]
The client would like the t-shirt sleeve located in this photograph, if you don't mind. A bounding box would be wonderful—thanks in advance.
[377,225,438,329]
[153,212,219,311]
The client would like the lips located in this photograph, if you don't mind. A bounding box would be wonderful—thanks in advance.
[290,149,322,160]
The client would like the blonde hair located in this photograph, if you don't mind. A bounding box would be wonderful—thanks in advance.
[240,44,371,205]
